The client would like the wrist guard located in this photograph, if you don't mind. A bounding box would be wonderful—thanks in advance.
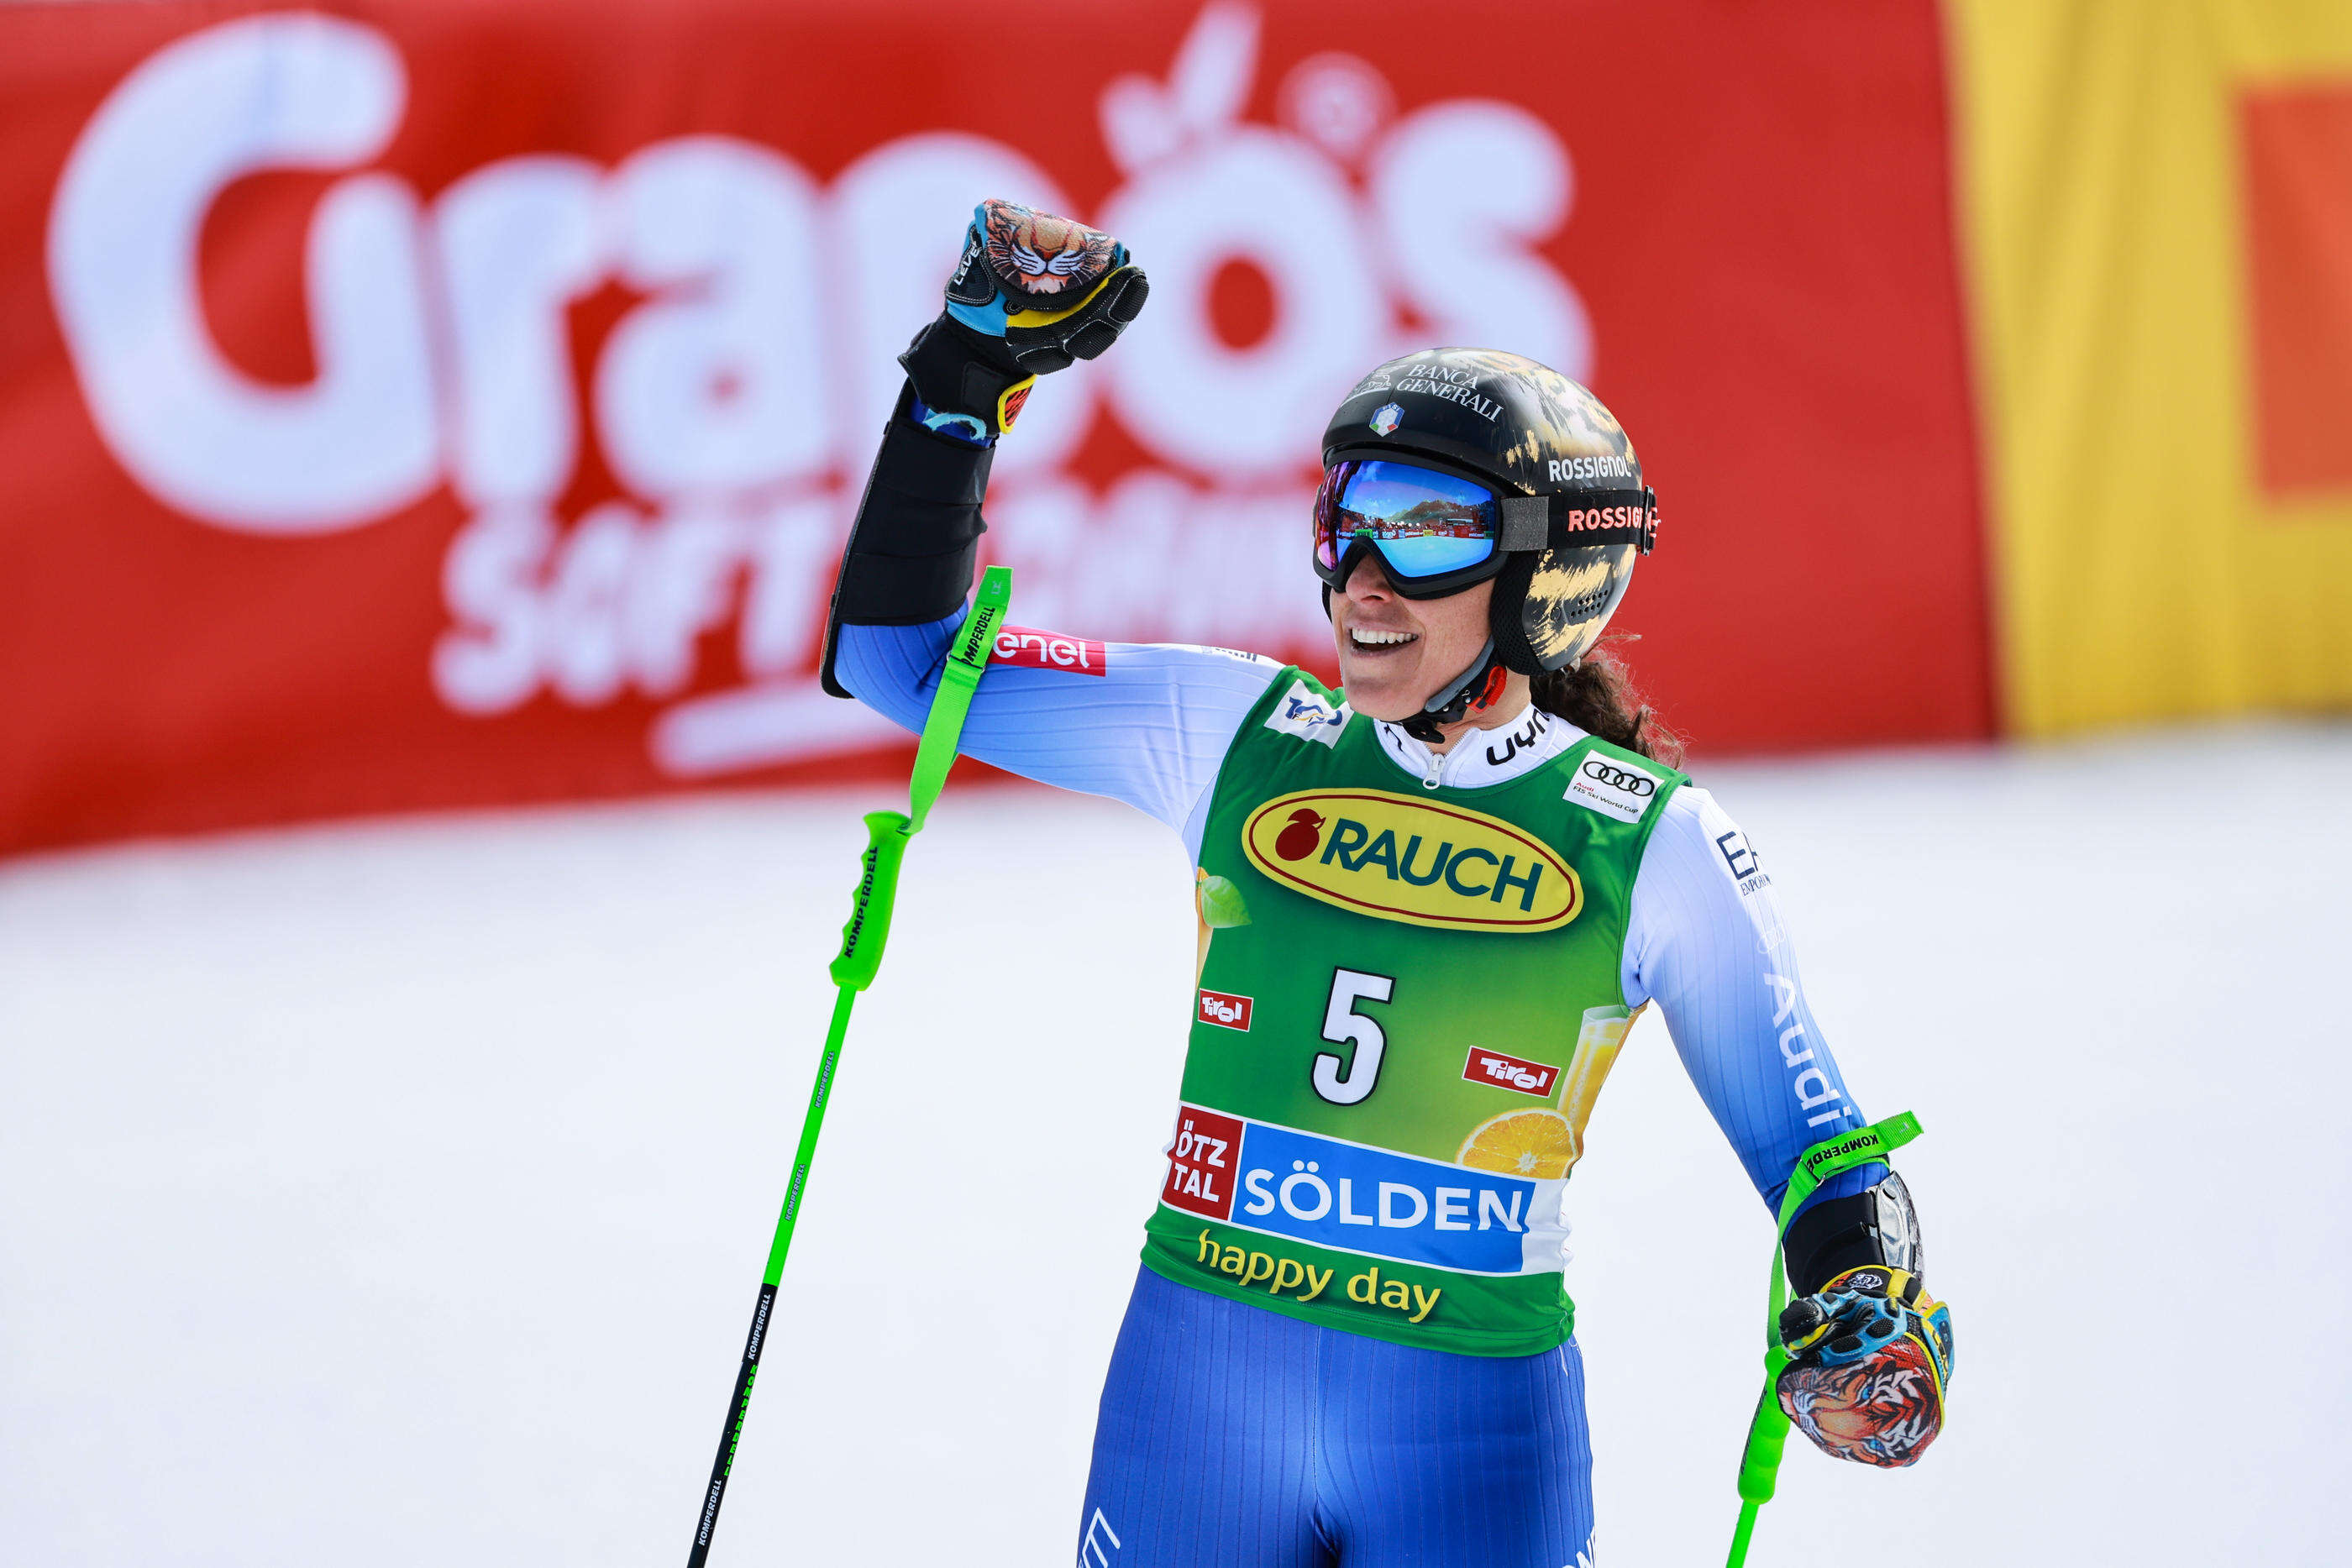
[817,386,995,697]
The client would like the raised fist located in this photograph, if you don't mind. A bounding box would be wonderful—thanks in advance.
[1776,1265,1954,1468]
[900,199,1149,441]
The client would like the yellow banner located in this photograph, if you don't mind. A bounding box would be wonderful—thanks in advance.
[1950,0,2352,734]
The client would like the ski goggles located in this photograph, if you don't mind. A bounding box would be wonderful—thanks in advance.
[1314,456,1660,599]
[1312,458,1509,597]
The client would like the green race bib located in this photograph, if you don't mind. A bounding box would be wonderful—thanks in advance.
[1142,669,1688,1356]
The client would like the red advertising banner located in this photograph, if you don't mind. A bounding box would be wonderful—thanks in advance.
[2246,84,2352,498]
[0,0,1991,857]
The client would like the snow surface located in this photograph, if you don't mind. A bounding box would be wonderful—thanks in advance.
[3,723,2347,1566]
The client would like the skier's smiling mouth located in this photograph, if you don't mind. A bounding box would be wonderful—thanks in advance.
[1347,627,1420,656]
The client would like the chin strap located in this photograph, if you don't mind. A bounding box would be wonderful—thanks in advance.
[1399,640,1506,744]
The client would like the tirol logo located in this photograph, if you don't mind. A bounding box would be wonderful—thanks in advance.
[991,625,1106,674]
[1462,1046,1560,1098]
[1197,989,1253,1031]
[1369,401,1404,436]
[1242,789,1582,931]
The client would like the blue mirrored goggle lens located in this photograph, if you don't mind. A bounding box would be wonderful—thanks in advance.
[1315,459,1499,579]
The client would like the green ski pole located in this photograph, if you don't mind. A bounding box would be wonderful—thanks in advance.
[1725,1110,1923,1568]
[685,567,1011,1568]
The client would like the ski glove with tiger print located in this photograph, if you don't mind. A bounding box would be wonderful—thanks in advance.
[1776,1265,1954,1468]
[899,198,1149,442]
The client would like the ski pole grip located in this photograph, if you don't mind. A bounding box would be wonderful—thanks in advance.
[837,567,1008,989]
[830,810,912,990]
[1736,1386,1790,1504]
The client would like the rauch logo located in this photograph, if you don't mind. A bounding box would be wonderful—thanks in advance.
[1241,789,1581,931]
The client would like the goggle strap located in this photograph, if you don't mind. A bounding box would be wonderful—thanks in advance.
[1498,496,1549,552]
[1514,486,1661,555]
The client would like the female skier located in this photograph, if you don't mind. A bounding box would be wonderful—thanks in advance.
[823,201,1955,1566]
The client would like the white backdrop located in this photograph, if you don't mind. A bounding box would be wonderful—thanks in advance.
[3,724,2346,1565]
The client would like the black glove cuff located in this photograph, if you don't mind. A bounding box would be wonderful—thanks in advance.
[1781,1172,1921,1297]
[899,314,1027,428]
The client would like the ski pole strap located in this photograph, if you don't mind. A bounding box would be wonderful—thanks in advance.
[1777,1112,1920,1225]
[908,565,1010,832]
[1763,1109,1922,1313]
[1725,1110,1922,1568]
[828,566,1010,992]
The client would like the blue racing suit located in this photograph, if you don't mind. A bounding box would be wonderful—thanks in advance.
[835,614,1885,1568]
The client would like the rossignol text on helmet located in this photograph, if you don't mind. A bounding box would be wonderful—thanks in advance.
[1315,349,1658,738]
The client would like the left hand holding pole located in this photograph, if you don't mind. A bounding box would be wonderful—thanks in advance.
[1775,1265,1955,1468]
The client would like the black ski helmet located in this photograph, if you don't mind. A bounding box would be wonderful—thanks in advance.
[1320,348,1658,684]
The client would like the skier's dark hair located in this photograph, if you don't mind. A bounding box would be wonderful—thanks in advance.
[1528,635,1683,768]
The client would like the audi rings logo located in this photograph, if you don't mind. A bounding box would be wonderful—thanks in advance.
[1566,752,1665,824]
[1580,760,1656,796]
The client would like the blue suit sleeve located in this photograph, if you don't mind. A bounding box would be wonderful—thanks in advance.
[1620,786,1885,1217]
[831,613,1283,853]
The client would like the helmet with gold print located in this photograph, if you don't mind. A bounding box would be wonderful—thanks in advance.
[1315,349,1659,737]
